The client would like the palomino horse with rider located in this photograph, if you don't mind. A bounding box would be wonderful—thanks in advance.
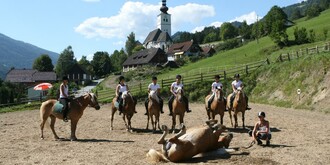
[205,86,226,124]
[111,91,137,132]
[39,93,100,141]
[146,90,162,132]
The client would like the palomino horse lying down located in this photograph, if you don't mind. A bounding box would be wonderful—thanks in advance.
[39,93,100,141]
[147,121,233,162]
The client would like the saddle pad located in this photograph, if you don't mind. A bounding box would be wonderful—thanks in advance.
[114,101,120,108]
[53,101,64,114]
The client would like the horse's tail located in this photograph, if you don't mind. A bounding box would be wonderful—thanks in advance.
[146,149,169,163]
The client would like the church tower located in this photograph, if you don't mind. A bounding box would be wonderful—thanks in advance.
[157,0,171,36]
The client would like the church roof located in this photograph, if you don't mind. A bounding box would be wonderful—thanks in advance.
[143,29,172,44]
[123,48,167,66]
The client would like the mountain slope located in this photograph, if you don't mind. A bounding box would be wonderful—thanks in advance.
[0,33,59,79]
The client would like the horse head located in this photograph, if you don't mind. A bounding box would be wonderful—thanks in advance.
[85,93,100,110]
[235,87,244,103]
[176,87,183,102]
[215,86,224,102]
[149,90,159,103]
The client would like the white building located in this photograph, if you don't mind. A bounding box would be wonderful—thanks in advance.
[143,0,172,52]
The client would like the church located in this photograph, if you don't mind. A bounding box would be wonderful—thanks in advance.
[122,0,209,72]
[122,0,172,72]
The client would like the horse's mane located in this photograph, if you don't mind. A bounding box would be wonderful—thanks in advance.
[176,87,183,94]
[149,90,159,103]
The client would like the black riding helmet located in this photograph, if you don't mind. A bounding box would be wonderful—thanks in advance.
[258,111,266,117]
[214,75,220,79]
[62,76,68,81]
[152,76,157,80]
[176,74,182,79]
[119,76,125,83]
[234,74,240,78]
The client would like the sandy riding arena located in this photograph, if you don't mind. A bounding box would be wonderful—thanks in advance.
[1,103,330,165]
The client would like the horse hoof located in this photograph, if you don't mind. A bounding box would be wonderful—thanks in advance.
[40,137,44,140]
[71,138,77,141]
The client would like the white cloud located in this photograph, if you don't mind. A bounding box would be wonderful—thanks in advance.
[75,1,215,41]
[191,21,223,33]
[82,0,100,2]
[229,11,259,25]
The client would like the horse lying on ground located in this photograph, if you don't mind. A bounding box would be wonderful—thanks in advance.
[146,120,233,162]
[39,93,100,141]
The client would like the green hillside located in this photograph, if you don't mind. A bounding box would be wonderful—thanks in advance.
[158,9,330,79]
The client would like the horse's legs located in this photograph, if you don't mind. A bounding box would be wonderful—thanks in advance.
[40,117,47,140]
[110,106,116,130]
[151,114,156,132]
[123,114,128,130]
[234,113,238,129]
[242,111,245,129]
[157,114,161,131]
[158,125,168,144]
[49,115,59,140]
[179,114,184,126]
[171,114,176,134]
[70,119,78,141]
[146,113,150,130]
[220,113,224,125]
[207,110,211,120]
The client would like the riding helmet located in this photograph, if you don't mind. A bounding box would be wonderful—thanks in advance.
[258,111,266,117]
[214,75,220,79]
[234,74,240,78]
[176,74,182,79]
[62,76,68,81]
[119,76,125,81]
[152,76,157,80]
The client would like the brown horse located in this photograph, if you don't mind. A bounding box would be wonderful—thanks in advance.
[171,87,186,133]
[205,87,226,124]
[226,87,247,129]
[111,91,136,132]
[146,90,161,132]
[146,120,233,162]
[39,93,100,141]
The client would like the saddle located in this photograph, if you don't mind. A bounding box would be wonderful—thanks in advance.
[54,101,71,114]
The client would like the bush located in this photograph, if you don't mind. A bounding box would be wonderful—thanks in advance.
[294,27,309,45]
[215,38,241,51]
[306,4,321,19]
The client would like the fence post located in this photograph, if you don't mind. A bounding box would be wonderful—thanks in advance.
[296,51,299,58]
[288,53,291,61]
[201,73,203,82]
[139,82,142,92]
[306,48,309,54]
[316,46,319,53]
[161,79,164,89]
[266,58,270,65]
[245,65,249,74]
[223,71,227,81]
[279,54,283,62]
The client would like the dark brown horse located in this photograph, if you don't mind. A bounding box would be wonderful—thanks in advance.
[39,93,100,141]
[205,87,226,124]
[226,87,247,129]
[146,90,161,132]
[171,87,186,133]
[111,91,136,132]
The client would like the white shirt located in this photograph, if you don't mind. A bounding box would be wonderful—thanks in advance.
[60,84,68,99]
[212,82,223,92]
[118,84,127,93]
[171,82,183,94]
[148,83,160,92]
[231,80,243,90]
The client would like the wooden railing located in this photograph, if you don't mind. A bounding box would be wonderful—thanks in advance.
[277,42,330,62]
[96,59,269,102]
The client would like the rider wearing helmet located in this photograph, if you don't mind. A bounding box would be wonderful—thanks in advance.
[207,75,226,111]
[168,74,192,116]
[230,74,251,110]
[144,76,164,115]
[250,112,271,146]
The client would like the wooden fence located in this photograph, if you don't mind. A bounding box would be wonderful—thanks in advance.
[277,42,330,62]
[96,59,269,102]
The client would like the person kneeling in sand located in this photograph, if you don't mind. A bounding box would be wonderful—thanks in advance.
[249,111,271,146]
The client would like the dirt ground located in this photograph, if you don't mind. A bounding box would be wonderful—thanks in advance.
[1,103,330,165]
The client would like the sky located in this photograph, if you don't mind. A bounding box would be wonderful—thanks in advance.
[0,0,305,61]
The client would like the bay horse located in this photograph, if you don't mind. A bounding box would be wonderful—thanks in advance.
[226,87,247,129]
[146,90,161,132]
[171,87,186,133]
[110,91,136,132]
[39,93,100,141]
[205,87,226,124]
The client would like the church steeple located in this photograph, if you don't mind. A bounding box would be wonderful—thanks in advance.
[157,0,171,36]
[160,0,168,14]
